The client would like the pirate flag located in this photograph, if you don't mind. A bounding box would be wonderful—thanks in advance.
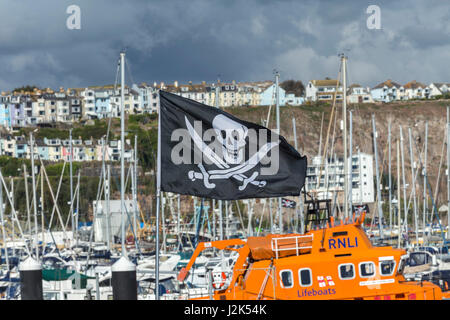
[158,90,307,200]
[281,198,297,209]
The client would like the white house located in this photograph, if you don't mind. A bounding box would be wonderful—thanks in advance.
[305,79,342,102]
[81,88,96,119]
[347,84,374,104]
[428,83,449,98]
[370,80,401,103]
[403,80,426,100]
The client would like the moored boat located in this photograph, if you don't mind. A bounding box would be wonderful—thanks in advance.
[178,211,445,300]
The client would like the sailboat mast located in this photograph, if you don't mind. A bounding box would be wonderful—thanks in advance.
[400,126,408,240]
[133,135,138,248]
[30,132,39,259]
[275,71,282,233]
[69,128,74,244]
[106,164,111,251]
[10,178,15,257]
[0,180,8,270]
[219,200,223,240]
[372,115,383,239]
[341,54,349,219]
[447,107,450,241]
[349,110,353,217]
[76,171,80,247]
[120,51,126,256]
[23,164,31,236]
[388,119,392,235]
[408,127,419,246]
[397,139,401,248]
[292,117,304,233]
[423,122,428,243]
[41,169,45,246]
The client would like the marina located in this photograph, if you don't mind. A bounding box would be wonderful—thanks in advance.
[0,1,449,303]
[0,51,448,301]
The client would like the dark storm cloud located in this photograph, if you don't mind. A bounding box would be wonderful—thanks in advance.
[0,0,449,91]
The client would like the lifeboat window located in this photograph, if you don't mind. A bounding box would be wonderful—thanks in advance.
[359,262,375,278]
[299,268,312,287]
[338,263,355,280]
[379,260,396,276]
[408,252,431,266]
[397,255,407,275]
[279,270,294,289]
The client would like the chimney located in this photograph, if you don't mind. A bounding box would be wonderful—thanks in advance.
[174,80,178,88]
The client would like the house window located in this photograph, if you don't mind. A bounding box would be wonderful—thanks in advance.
[299,268,312,287]
[279,270,293,288]
[379,259,396,276]
[359,262,375,278]
[339,263,355,280]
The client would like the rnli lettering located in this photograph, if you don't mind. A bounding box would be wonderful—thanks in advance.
[297,288,336,298]
[328,237,358,249]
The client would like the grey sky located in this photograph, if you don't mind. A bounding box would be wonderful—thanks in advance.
[0,0,449,91]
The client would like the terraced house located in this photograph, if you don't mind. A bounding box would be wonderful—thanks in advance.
[305,79,343,102]
[370,79,401,103]
[0,135,133,162]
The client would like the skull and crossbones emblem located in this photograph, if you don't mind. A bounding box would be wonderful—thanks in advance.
[185,115,279,191]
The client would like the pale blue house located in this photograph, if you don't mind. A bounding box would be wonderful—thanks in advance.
[0,104,11,128]
[9,102,27,127]
[259,84,287,106]
[371,80,401,103]
[15,142,28,159]
[95,90,111,119]
[285,93,304,106]
[36,142,50,161]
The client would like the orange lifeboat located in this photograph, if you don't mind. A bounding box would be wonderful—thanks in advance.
[178,212,444,300]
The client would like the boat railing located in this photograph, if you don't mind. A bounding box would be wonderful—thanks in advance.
[271,234,314,259]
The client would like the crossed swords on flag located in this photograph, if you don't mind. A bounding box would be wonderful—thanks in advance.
[185,116,279,191]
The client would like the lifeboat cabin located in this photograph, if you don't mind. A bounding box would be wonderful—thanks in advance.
[178,212,445,300]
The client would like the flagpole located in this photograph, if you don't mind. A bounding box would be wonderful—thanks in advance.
[155,89,162,301]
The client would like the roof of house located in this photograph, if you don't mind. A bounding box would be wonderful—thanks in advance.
[403,80,426,89]
[372,79,402,89]
[430,82,448,88]
[310,79,341,87]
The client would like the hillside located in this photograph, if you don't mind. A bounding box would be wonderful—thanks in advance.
[224,99,450,211]
[4,99,450,228]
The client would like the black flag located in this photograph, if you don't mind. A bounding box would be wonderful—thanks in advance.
[158,90,307,200]
[281,198,297,209]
